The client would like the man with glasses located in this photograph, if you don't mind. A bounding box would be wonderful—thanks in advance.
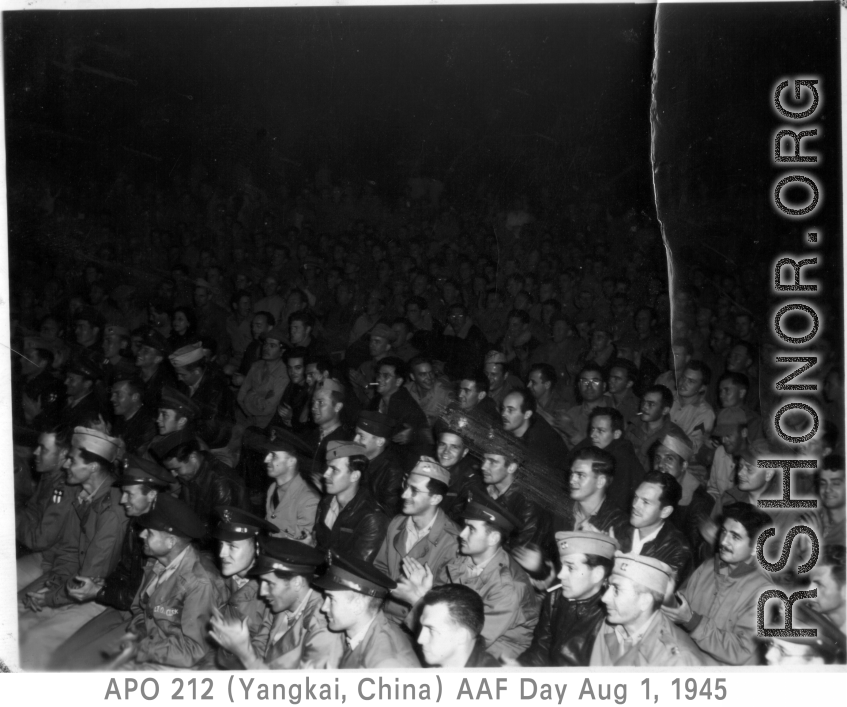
[406,356,455,427]
[563,364,614,448]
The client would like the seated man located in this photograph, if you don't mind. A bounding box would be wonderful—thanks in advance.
[374,457,460,622]
[109,494,227,670]
[591,553,708,666]
[501,389,569,468]
[418,584,500,667]
[435,427,482,522]
[354,411,405,517]
[516,531,618,667]
[209,537,344,669]
[315,551,420,668]
[663,502,772,665]
[315,441,389,563]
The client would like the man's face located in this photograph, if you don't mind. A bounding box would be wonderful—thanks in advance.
[557,553,604,601]
[311,389,339,426]
[376,365,402,397]
[602,575,645,626]
[305,363,324,389]
[103,334,123,359]
[577,370,606,402]
[353,428,384,458]
[64,447,94,486]
[136,345,163,369]
[262,338,284,362]
[260,573,300,614]
[710,329,731,353]
[175,364,203,388]
[236,295,252,319]
[405,304,422,326]
[718,380,745,409]
[447,309,467,330]
[458,519,492,558]
[652,444,685,479]
[526,371,549,401]
[569,460,601,502]
[720,426,746,455]
[120,484,157,517]
[677,368,705,398]
[507,317,523,339]
[457,380,483,410]
[727,345,751,373]
[736,458,771,493]
[607,367,631,396]
[634,309,653,336]
[321,589,360,632]
[639,392,667,424]
[589,415,618,449]
[323,458,356,496]
[591,330,611,352]
[164,454,200,482]
[808,565,846,616]
[717,518,754,566]
[670,345,688,372]
[401,472,435,516]
[630,482,666,530]
[418,603,464,667]
[262,278,278,297]
[484,363,505,392]
[194,287,210,308]
[34,433,67,473]
[411,362,435,392]
[264,451,295,481]
[287,357,305,385]
[369,335,390,359]
[251,315,270,339]
[75,320,98,346]
[64,372,89,399]
[819,469,846,511]
[437,433,467,469]
[481,454,513,486]
[219,538,255,578]
[140,528,172,559]
[501,393,529,433]
[157,408,184,435]
[289,321,309,346]
[552,319,568,343]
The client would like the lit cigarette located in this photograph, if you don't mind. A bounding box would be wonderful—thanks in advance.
[367,382,380,387]
[547,583,562,593]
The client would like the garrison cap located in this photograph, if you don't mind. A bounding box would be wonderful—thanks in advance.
[212,506,277,541]
[555,530,619,559]
[611,552,673,595]
[461,491,520,534]
[712,407,748,437]
[137,493,206,539]
[159,386,201,419]
[72,427,123,463]
[169,342,205,368]
[658,430,694,462]
[313,550,396,598]
[369,323,395,343]
[409,456,450,485]
[118,455,172,489]
[139,327,172,355]
[325,440,367,461]
[249,537,326,577]
[356,411,394,439]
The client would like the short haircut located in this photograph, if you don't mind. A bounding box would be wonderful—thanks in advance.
[162,438,203,463]
[231,289,252,307]
[405,296,428,311]
[671,337,694,357]
[46,425,73,451]
[718,371,750,390]
[641,470,683,510]
[507,309,530,325]
[114,376,145,399]
[608,357,638,382]
[253,310,276,327]
[529,363,557,386]
[820,454,845,473]
[721,502,772,541]
[572,446,616,480]
[409,355,434,371]
[421,584,485,638]
[391,317,413,332]
[643,384,674,411]
[588,406,624,433]
[732,340,757,361]
[818,544,846,586]
[684,360,712,388]
[289,310,315,329]
[284,346,308,364]
[578,363,606,383]
[31,347,55,369]
[448,302,468,316]
[583,554,614,578]
[379,356,407,383]
[425,478,449,499]
[461,369,490,395]
[347,455,369,482]
[507,388,536,415]
[305,355,332,374]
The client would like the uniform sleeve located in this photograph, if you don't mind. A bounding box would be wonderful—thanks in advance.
[478,577,523,650]
[135,576,219,668]
[16,484,74,552]
[296,488,320,539]
[372,528,393,577]
[79,504,130,580]
[297,612,345,669]
[518,591,555,667]
[351,510,390,564]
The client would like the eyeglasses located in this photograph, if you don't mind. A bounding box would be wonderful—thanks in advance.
[578,378,603,386]
[402,482,430,497]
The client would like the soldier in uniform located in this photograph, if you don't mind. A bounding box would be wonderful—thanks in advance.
[209,537,344,669]
[353,411,405,516]
[374,456,461,623]
[49,455,173,670]
[315,551,420,668]
[304,378,352,487]
[61,356,108,429]
[418,584,500,667]
[135,327,176,413]
[203,507,277,669]
[110,367,157,457]
[148,386,203,463]
[435,427,482,522]
[515,531,618,667]
[315,441,389,563]
[591,553,709,666]
[16,427,74,590]
[110,494,227,670]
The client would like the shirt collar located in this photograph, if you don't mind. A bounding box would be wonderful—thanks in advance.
[347,615,377,650]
